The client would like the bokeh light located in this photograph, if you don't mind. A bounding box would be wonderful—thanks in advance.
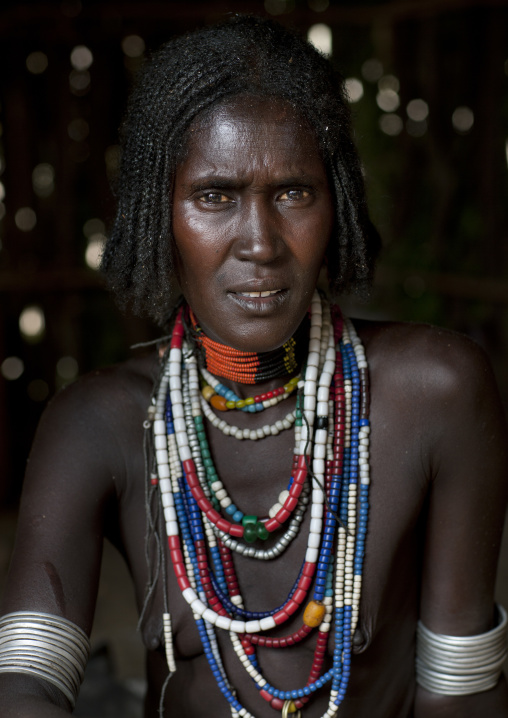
[452,106,474,133]
[0,181,4,201]
[85,233,106,270]
[376,89,400,113]
[83,217,105,237]
[406,99,429,122]
[32,163,55,198]
[122,35,145,58]
[26,51,48,74]
[1,357,24,380]
[307,24,332,56]
[345,78,364,103]
[379,114,403,136]
[69,70,91,94]
[56,356,79,381]
[378,75,400,93]
[14,207,37,231]
[70,45,93,71]
[19,305,45,340]
[68,118,89,142]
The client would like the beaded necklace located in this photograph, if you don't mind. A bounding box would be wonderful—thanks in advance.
[188,306,307,384]
[200,364,300,413]
[151,291,370,717]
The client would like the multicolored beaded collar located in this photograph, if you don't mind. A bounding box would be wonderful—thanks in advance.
[150,291,370,717]
[188,306,308,384]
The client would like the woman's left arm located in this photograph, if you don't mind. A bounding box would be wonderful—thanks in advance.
[415,334,508,717]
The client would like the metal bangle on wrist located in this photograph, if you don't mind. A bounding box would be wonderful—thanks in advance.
[416,604,507,695]
[0,611,91,707]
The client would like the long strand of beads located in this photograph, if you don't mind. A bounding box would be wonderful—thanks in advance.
[194,401,303,534]
[186,291,329,543]
[234,307,342,712]
[222,315,369,715]
[157,294,327,627]
[184,348,307,540]
[170,408,253,716]
[151,294,371,717]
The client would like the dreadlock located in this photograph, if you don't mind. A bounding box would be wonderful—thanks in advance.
[101,14,381,327]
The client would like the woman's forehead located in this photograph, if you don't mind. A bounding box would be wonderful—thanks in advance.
[178,95,327,182]
[193,94,312,136]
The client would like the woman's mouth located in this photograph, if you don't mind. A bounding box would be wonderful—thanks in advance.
[228,288,288,313]
[236,289,282,298]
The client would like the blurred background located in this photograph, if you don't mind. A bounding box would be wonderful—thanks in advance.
[0,0,507,714]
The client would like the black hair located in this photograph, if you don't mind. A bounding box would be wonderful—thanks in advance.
[101,14,381,327]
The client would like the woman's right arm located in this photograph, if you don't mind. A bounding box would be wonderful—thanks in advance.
[0,371,128,715]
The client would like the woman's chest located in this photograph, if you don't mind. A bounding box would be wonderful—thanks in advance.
[120,421,428,656]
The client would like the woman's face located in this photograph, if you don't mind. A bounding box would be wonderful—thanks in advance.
[172,95,334,353]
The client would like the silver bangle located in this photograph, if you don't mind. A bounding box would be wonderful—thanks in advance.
[0,611,91,707]
[416,604,507,695]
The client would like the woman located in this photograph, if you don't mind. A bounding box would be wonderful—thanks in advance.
[1,15,507,718]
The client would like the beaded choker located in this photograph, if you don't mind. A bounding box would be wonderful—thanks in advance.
[150,291,371,717]
[188,307,308,384]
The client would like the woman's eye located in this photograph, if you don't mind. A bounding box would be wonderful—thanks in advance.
[198,192,230,204]
[279,189,311,201]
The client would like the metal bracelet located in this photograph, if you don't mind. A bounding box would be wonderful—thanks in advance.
[416,604,507,695]
[0,611,91,707]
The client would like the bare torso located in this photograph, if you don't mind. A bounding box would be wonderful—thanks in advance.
[95,319,502,717]
[2,318,507,718]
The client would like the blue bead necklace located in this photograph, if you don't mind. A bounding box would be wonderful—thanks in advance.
[151,295,371,717]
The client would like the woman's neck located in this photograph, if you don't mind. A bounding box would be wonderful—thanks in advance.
[186,305,309,399]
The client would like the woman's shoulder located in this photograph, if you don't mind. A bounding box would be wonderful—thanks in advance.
[30,351,160,473]
[45,351,158,423]
[353,318,501,419]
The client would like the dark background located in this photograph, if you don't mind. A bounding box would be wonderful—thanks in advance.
[1,0,507,506]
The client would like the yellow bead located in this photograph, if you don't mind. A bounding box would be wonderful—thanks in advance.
[245,397,255,405]
[202,386,215,401]
[303,600,325,627]
[282,700,300,717]
[226,401,235,409]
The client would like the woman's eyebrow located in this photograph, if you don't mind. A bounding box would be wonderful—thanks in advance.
[188,177,239,191]
[187,173,322,192]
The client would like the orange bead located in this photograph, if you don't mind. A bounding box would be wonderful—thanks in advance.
[210,394,228,411]
[302,600,325,627]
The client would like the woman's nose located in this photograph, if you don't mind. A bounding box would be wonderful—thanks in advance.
[233,197,282,263]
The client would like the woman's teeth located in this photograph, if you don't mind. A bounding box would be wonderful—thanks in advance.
[238,290,280,298]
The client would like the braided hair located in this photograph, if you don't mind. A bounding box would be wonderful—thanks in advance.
[102,14,381,327]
